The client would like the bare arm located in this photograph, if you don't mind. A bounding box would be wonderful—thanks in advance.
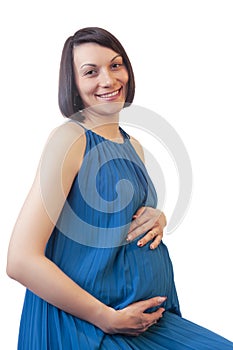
[6,122,165,335]
[6,122,110,327]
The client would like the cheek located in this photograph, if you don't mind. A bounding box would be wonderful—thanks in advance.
[122,72,129,95]
[73,74,82,96]
[122,69,129,85]
[116,67,129,85]
[75,80,93,101]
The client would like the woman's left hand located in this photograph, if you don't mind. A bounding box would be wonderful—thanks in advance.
[127,207,167,250]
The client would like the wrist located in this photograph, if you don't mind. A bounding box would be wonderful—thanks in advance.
[91,303,117,333]
[161,211,167,227]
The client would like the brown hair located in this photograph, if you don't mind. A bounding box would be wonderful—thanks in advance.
[58,27,135,118]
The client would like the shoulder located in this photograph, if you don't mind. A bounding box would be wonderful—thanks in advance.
[47,120,85,146]
[40,120,87,175]
[129,135,145,163]
[45,120,86,155]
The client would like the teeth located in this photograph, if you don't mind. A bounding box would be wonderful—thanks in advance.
[98,89,120,98]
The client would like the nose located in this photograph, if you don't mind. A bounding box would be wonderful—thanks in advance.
[98,68,114,87]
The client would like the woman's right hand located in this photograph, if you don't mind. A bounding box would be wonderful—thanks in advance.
[101,296,166,336]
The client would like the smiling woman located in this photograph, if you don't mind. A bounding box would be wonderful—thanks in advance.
[72,43,129,118]
[6,27,233,349]
[58,27,135,119]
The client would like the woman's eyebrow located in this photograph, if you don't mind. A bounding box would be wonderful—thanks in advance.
[110,54,122,62]
[80,63,96,70]
[80,55,122,70]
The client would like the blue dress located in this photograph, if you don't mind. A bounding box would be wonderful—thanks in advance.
[18,123,233,349]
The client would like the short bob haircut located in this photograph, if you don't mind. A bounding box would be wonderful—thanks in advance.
[58,27,135,118]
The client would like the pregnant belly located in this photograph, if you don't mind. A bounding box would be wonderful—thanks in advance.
[48,233,180,314]
[83,241,177,311]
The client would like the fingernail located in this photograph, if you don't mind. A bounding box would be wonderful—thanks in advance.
[150,244,154,250]
[158,297,167,303]
[126,235,132,241]
[160,308,165,315]
[137,240,143,247]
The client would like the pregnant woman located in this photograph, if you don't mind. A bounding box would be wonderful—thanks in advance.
[7,27,233,349]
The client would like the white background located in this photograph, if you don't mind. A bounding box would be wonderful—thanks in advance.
[1,0,233,348]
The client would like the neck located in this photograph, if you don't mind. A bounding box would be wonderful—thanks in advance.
[81,109,121,140]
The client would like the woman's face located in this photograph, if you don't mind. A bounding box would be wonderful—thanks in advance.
[73,43,129,116]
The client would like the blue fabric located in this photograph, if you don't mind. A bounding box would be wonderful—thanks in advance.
[18,123,233,349]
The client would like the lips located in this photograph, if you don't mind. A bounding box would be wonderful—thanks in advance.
[96,88,121,99]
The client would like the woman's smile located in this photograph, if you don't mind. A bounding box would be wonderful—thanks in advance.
[95,87,122,100]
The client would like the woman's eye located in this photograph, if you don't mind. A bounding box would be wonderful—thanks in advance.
[84,70,97,76]
[111,63,122,69]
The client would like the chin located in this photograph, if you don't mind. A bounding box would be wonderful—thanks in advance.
[87,101,125,117]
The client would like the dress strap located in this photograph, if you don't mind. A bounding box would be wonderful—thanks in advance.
[119,126,130,140]
[71,120,87,130]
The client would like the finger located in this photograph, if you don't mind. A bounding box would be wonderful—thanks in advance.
[133,206,146,218]
[127,208,163,241]
[140,307,165,333]
[128,207,157,236]
[146,307,165,327]
[127,221,152,242]
[149,232,163,250]
[137,228,163,248]
[127,214,157,241]
[152,307,165,319]
[137,296,167,312]
[128,214,150,235]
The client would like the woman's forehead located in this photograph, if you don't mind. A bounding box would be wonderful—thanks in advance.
[73,43,121,67]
